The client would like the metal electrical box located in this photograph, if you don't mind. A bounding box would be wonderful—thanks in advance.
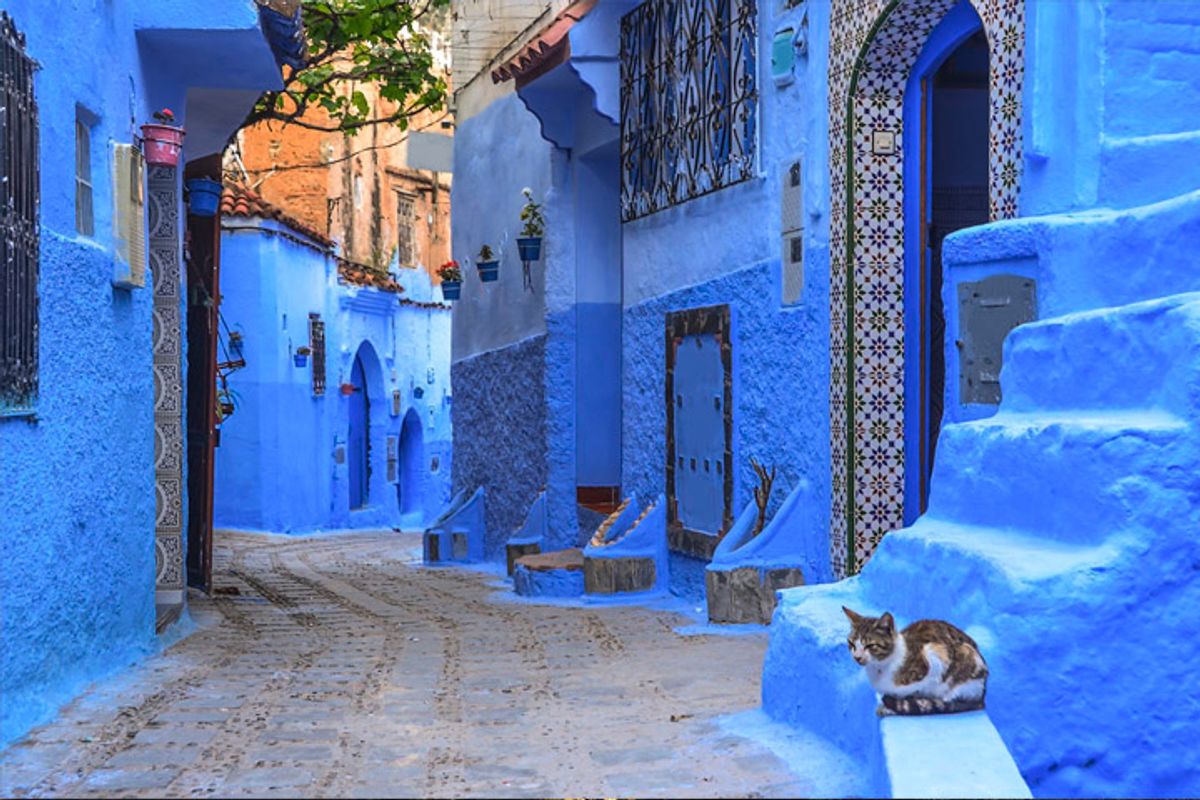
[781,160,804,305]
[958,274,1038,405]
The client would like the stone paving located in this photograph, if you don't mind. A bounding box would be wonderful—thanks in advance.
[0,531,832,798]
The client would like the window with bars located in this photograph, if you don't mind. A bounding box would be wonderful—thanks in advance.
[75,112,93,236]
[619,0,758,222]
[308,313,326,396]
[1,11,40,414]
[396,192,415,266]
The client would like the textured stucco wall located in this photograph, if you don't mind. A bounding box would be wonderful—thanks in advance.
[214,223,453,534]
[450,335,549,559]
[0,0,271,747]
[622,259,833,584]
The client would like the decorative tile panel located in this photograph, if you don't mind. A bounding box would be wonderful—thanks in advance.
[827,0,1025,577]
[149,165,184,595]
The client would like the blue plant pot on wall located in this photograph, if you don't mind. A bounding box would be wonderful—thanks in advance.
[441,280,461,300]
[185,178,223,217]
[477,260,500,283]
[516,237,542,261]
[293,352,308,367]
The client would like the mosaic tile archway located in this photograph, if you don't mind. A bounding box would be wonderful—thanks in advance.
[828,0,1025,577]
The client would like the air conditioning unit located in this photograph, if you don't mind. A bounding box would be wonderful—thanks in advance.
[781,159,804,306]
[112,143,147,289]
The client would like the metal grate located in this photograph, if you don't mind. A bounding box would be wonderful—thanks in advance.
[1,11,40,413]
[308,313,325,396]
[619,0,758,222]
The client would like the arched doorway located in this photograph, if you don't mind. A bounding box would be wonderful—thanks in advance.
[827,0,1026,577]
[397,407,424,520]
[347,351,370,510]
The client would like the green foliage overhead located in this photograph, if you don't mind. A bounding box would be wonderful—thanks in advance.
[245,0,450,134]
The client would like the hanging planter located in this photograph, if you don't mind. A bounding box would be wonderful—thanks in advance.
[141,109,185,167]
[437,260,463,301]
[516,237,542,261]
[228,331,244,357]
[185,177,222,217]
[476,244,499,283]
[293,346,311,368]
[413,386,425,399]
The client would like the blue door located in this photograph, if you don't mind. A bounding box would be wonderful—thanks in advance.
[348,355,369,509]
[673,333,725,533]
[397,408,424,516]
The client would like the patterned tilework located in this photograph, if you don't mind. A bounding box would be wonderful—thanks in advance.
[827,0,1025,577]
[149,165,184,593]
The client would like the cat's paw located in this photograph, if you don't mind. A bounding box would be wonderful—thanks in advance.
[875,703,896,718]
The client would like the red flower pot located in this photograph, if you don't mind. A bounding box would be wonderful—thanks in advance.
[340,382,356,396]
[140,123,185,167]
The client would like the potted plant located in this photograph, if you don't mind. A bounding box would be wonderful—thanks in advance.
[228,330,245,357]
[516,187,544,261]
[293,345,312,368]
[476,244,499,283]
[437,260,462,300]
[185,175,223,217]
[141,108,186,167]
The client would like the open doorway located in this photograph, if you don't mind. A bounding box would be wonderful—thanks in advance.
[397,407,424,523]
[905,11,990,522]
[348,351,370,510]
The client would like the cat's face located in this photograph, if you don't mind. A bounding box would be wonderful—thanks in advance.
[842,607,896,666]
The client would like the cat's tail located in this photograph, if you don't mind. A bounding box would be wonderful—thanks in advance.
[883,694,985,716]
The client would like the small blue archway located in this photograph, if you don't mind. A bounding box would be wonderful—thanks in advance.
[397,407,425,519]
[347,340,384,511]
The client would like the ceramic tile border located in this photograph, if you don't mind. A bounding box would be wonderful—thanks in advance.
[828,0,1025,577]
[149,165,185,599]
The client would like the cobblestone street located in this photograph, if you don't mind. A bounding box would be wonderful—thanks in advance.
[0,531,842,798]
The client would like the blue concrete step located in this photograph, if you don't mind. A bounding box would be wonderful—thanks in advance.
[1000,292,1200,417]
[927,411,1187,545]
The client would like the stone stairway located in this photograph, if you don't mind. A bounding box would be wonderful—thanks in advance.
[764,292,1200,797]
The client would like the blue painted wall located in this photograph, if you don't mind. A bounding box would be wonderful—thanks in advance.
[0,0,278,748]
[214,220,453,534]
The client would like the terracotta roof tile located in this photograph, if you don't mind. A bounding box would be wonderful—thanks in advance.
[220,183,334,247]
[491,0,597,86]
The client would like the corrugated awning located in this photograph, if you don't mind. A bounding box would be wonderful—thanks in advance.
[491,0,597,88]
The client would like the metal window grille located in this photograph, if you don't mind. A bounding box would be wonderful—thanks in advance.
[1,11,40,413]
[396,192,415,266]
[619,0,758,222]
[75,116,93,236]
[308,313,325,396]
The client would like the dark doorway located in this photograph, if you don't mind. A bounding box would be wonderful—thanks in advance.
[184,155,222,595]
[920,28,989,512]
[397,407,424,519]
[348,353,370,510]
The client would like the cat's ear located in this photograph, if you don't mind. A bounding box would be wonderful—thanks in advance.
[878,612,895,633]
[842,606,864,624]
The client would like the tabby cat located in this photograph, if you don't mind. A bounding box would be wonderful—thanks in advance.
[842,606,988,717]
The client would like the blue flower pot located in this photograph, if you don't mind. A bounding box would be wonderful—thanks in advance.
[229,337,244,357]
[441,280,461,300]
[414,386,425,399]
[185,178,222,217]
[516,237,542,261]
[477,260,500,283]
[293,353,308,367]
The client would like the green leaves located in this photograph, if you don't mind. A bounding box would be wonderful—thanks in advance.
[245,0,450,134]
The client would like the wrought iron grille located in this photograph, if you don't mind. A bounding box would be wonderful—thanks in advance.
[0,11,39,413]
[619,0,757,222]
[308,313,326,396]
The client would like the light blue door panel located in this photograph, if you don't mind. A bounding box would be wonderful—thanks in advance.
[674,333,724,533]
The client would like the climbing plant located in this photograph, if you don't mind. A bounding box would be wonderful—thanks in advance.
[244,0,450,134]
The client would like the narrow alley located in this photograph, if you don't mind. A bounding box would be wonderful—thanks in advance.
[0,532,852,799]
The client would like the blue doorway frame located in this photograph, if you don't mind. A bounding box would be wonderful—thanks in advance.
[901,0,988,524]
[348,353,370,510]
